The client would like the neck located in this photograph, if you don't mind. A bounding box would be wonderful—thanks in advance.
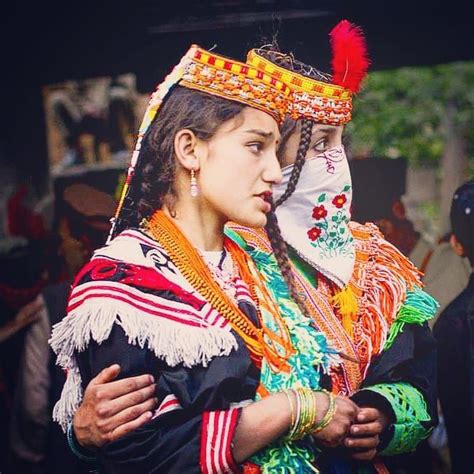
[162,197,225,252]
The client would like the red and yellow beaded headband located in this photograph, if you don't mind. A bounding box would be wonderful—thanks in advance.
[108,44,291,241]
[247,20,370,125]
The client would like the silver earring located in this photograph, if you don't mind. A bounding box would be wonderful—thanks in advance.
[190,169,199,197]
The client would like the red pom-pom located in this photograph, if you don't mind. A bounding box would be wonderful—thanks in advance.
[330,19,370,93]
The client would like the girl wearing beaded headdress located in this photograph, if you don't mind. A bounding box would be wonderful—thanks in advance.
[50,45,358,472]
[65,22,437,473]
[231,20,438,472]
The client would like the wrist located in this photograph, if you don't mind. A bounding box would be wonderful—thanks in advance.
[67,422,98,463]
[284,388,334,441]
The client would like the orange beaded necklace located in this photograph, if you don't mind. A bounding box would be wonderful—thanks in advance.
[146,210,294,372]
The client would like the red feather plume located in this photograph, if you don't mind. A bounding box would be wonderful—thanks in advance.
[330,19,370,93]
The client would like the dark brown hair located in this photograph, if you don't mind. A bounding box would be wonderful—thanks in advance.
[259,47,332,318]
[113,86,245,237]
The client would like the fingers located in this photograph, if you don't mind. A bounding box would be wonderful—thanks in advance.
[109,410,154,443]
[95,374,156,401]
[92,365,122,385]
[336,397,359,422]
[350,448,377,461]
[350,420,384,437]
[312,394,360,448]
[355,407,379,423]
[345,434,379,449]
[97,383,157,418]
[105,396,158,433]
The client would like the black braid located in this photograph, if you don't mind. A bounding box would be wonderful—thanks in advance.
[265,207,308,318]
[275,119,313,207]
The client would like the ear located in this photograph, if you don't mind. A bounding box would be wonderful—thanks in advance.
[391,199,406,219]
[450,233,465,257]
[376,218,394,238]
[173,129,202,172]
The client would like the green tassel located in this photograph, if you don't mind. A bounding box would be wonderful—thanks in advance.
[384,287,438,350]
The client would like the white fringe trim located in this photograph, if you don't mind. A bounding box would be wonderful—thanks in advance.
[52,362,83,432]
[49,300,238,431]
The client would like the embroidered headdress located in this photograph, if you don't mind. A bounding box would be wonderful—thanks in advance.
[247,20,369,125]
[110,44,291,241]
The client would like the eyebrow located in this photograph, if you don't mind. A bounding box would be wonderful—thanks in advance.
[244,129,281,142]
[312,126,337,135]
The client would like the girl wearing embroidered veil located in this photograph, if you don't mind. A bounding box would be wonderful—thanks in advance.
[50,45,360,472]
[232,22,438,471]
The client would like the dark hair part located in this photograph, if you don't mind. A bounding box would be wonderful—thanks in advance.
[113,86,245,237]
[450,180,474,265]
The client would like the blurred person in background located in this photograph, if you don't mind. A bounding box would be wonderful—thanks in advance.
[349,157,434,269]
[350,156,470,325]
[433,180,474,474]
[0,238,48,473]
[8,182,116,474]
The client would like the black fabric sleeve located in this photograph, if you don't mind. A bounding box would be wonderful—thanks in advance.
[356,322,438,425]
[433,297,473,474]
[76,324,258,474]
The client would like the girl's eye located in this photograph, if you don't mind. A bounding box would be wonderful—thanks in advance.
[313,138,328,152]
[248,142,264,153]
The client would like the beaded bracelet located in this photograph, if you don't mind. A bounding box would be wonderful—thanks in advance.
[66,421,99,464]
[313,390,337,433]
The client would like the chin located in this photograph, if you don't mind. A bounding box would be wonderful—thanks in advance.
[230,210,267,229]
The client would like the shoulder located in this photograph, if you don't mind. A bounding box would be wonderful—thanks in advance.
[225,223,271,253]
[434,286,472,334]
[350,220,423,290]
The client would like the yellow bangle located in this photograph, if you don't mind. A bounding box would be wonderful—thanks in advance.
[313,390,337,433]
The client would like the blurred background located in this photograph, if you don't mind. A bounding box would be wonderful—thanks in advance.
[0,1,472,473]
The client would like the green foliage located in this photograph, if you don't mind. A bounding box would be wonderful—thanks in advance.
[347,61,474,167]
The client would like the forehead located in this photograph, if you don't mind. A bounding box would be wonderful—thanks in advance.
[218,107,280,138]
[310,123,341,135]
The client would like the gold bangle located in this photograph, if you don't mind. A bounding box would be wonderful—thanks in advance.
[286,387,320,441]
[313,390,337,433]
[283,389,296,433]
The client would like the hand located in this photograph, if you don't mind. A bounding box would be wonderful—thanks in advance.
[14,297,43,328]
[344,407,390,461]
[0,297,44,343]
[73,364,158,448]
[312,393,359,448]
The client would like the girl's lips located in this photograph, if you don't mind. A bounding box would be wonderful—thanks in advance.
[256,191,273,213]
[260,191,273,202]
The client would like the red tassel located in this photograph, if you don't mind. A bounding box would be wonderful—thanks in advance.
[330,19,370,93]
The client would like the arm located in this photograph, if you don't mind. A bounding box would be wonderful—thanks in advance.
[73,352,358,470]
[74,324,300,472]
[9,297,50,464]
[0,297,43,343]
[73,365,157,449]
[352,321,437,457]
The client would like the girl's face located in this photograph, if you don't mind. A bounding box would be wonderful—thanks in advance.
[196,107,282,228]
[279,122,344,168]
